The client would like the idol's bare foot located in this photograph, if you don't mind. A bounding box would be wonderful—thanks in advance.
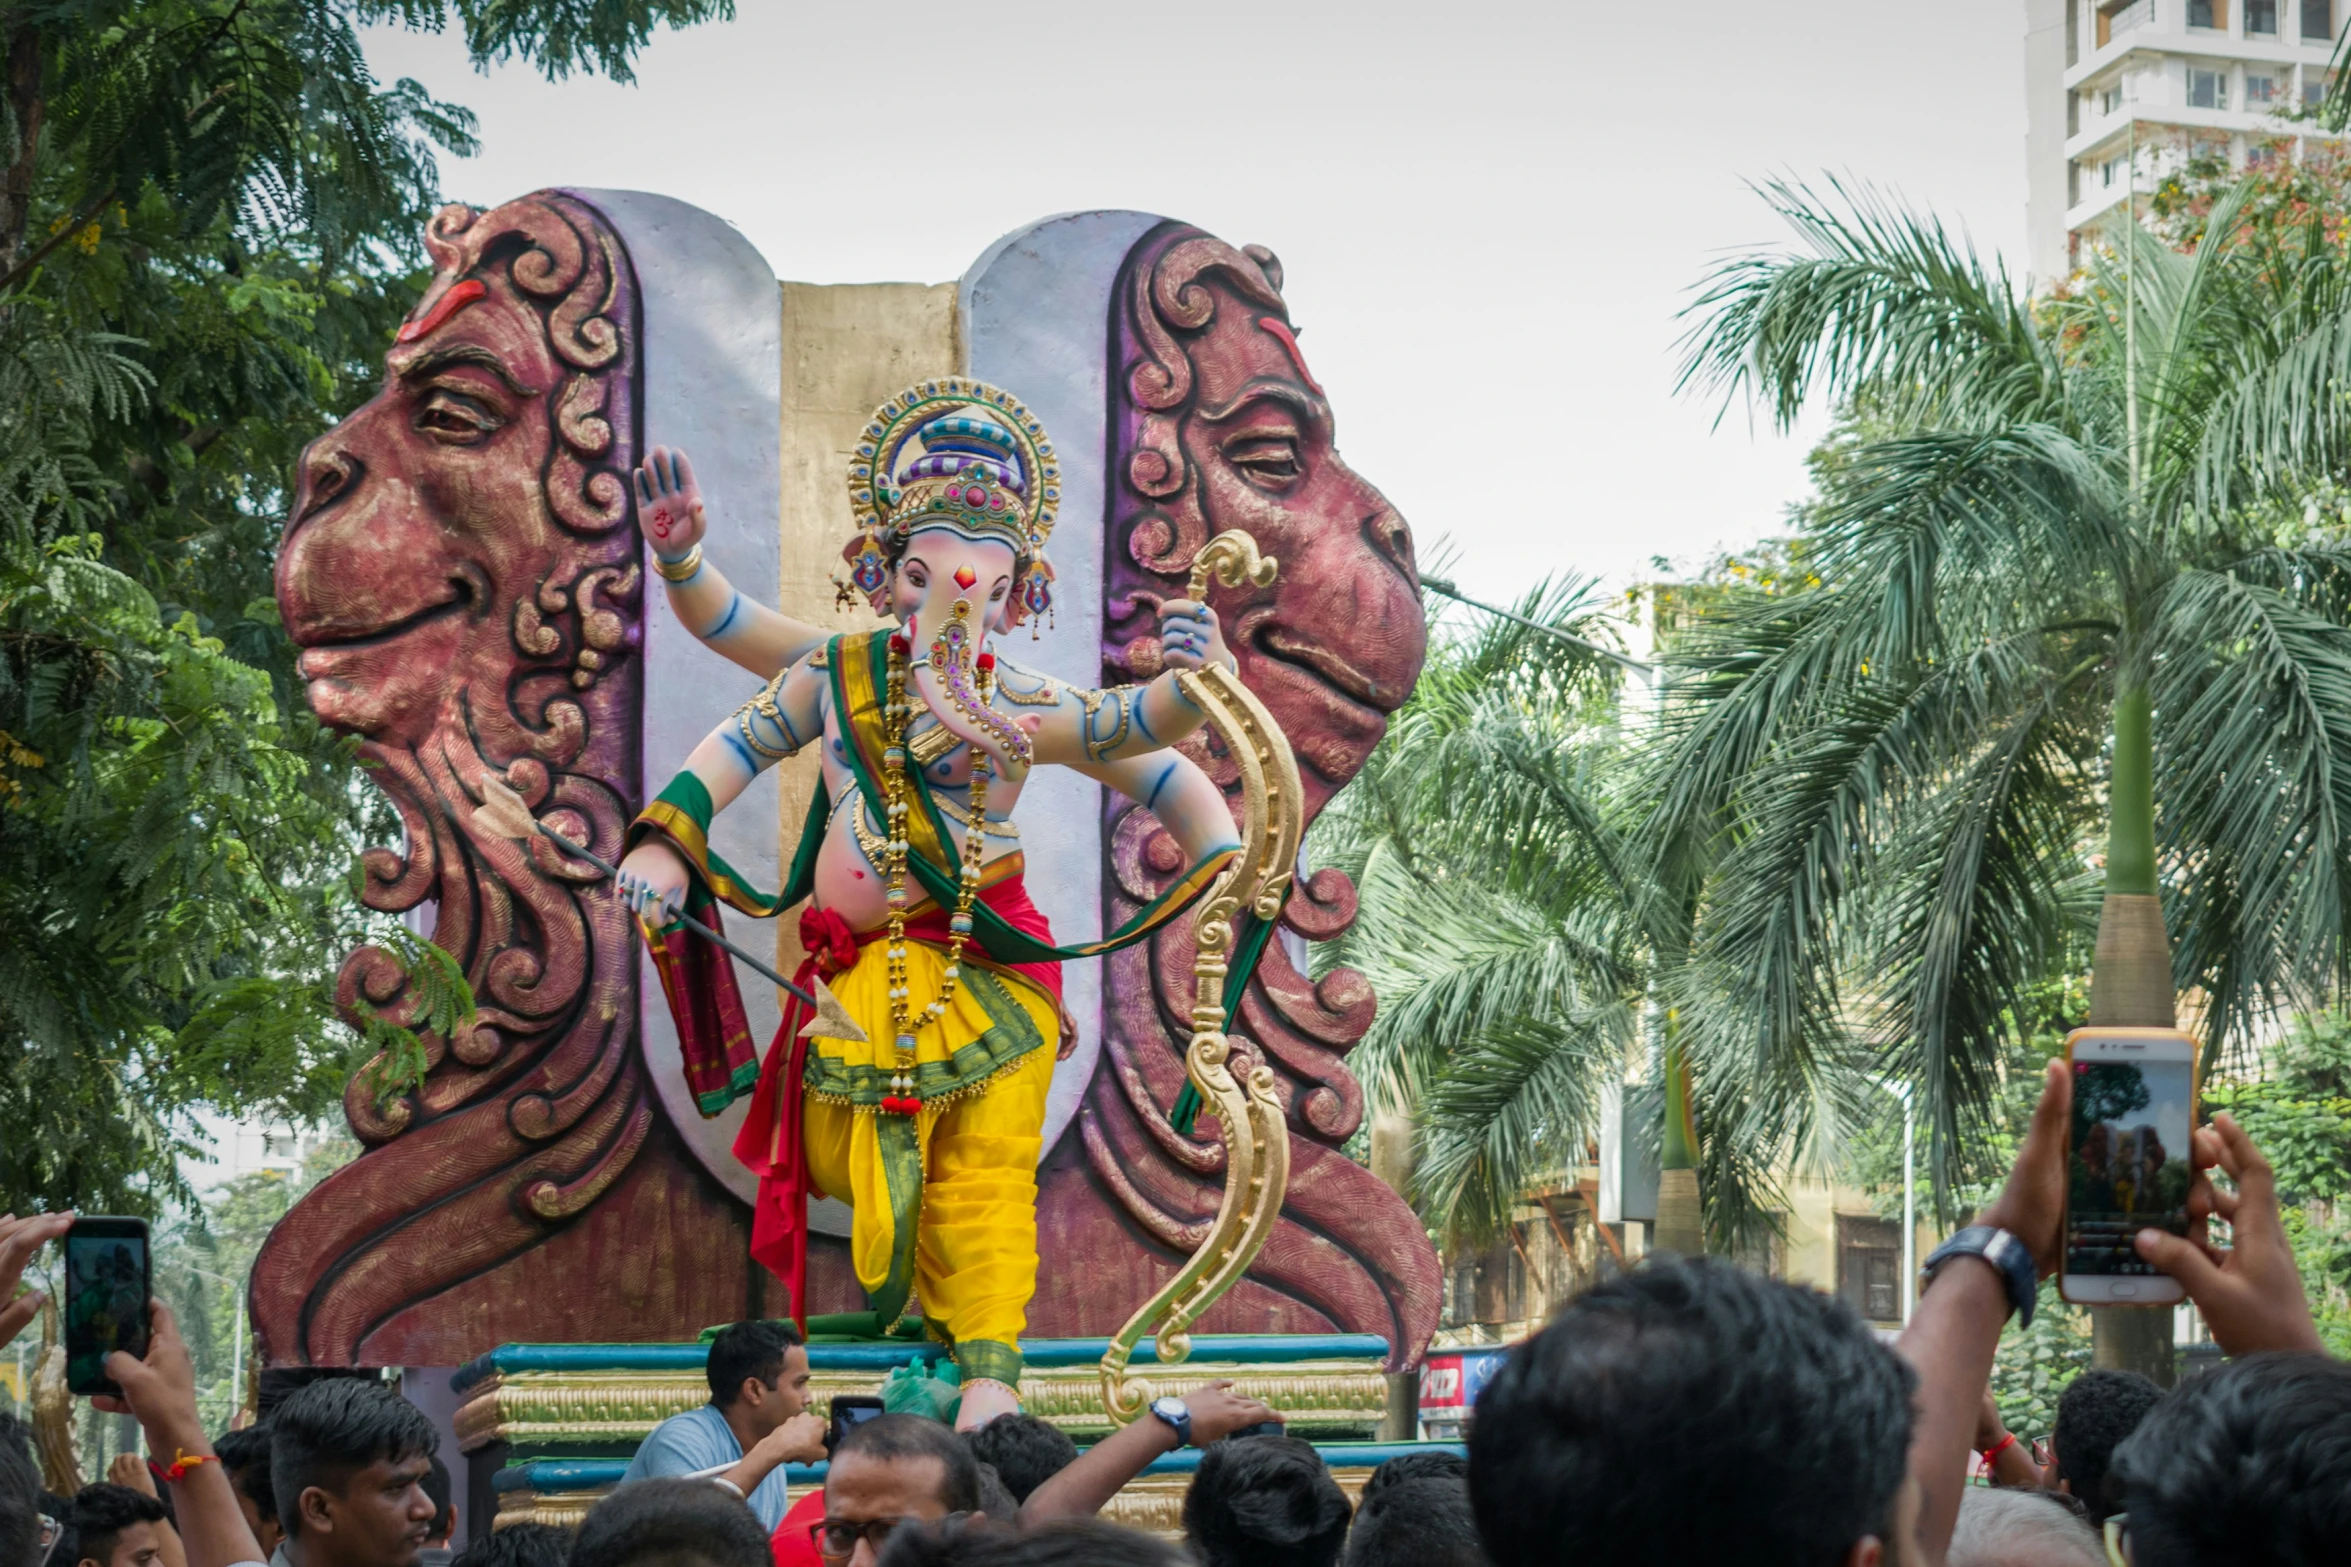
[956,1376,1022,1432]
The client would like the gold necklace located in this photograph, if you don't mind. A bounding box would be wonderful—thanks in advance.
[878,624,993,1116]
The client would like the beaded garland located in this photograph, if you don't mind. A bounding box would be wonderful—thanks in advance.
[876,624,1000,1116]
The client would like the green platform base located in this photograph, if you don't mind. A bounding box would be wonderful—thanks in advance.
[455,1333,1435,1534]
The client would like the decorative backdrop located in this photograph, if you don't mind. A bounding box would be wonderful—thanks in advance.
[253,199,1438,1369]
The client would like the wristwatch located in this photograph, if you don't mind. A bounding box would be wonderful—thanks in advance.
[1148,1395,1194,1447]
[1920,1225,2038,1327]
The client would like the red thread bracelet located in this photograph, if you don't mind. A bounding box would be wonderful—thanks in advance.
[1979,1432,2019,1466]
[160,1450,217,1482]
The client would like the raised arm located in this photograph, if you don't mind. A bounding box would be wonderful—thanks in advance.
[1078,750,1241,865]
[1018,597,1236,768]
[614,651,827,923]
[1895,1058,2069,1567]
[637,446,828,680]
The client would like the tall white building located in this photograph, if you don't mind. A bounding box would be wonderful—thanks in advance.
[2026,0,2345,283]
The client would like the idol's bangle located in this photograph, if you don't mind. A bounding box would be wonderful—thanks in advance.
[653,542,705,582]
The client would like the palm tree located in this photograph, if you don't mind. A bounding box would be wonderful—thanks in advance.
[1663,178,2351,1375]
[1312,575,1650,1245]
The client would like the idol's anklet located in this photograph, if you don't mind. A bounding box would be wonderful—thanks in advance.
[959,1376,1021,1404]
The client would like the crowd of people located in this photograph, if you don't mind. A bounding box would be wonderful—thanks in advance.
[3,1059,2346,1566]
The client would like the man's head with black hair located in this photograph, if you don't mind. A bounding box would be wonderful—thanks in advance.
[269,1376,438,1567]
[1343,1475,1487,1567]
[1358,1449,1467,1508]
[447,1521,567,1567]
[875,1517,1189,1567]
[702,1320,805,1407]
[2109,1352,2351,1567]
[960,1416,1076,1505]
[68,1486,167,1567]
[701,1320,811,1451]
[2045,1369,2163,1526]
[571,1480,767,1567]
[1182,1435,1350,1567]
[447,1521,568,1567]
[1469,1256,1917,1567]
[213,1427,281,1556]
[419,1456,451,1546]
[1,1412,42,1567]
[258,1370,370,1424]
[821,1416,981,1566]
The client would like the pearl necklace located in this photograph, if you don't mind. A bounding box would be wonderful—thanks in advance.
[876,623,994,1116]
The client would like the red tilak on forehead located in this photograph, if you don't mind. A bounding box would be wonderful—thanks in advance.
[395,278,488,344]
[1254,316,1324,397]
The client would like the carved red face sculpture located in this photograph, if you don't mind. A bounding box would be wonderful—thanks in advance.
[1110,233,1423,813]
[281,200,638,754]
[1052,224,1439,1364]
[255,192,665,1366]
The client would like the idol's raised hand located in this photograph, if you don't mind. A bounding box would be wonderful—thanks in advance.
[634,446,706,563]
[1155,597,1232,672]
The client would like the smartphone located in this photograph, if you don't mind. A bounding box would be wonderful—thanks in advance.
[63,1215,152,1396]
[2062,1028,2198,1307]
[826,1395,885,1454]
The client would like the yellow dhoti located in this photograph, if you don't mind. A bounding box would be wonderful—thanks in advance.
[802,936,1056,1386]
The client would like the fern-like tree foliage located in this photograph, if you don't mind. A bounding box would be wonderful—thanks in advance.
[0,0,729,1215]
[1311,575,1653,1242]
[1659,176,2351,1242]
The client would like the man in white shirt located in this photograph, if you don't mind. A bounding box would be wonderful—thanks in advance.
[617,1320,825,1531]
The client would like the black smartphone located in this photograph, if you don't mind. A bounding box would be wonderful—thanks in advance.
[826,1395,885,1454]
[1225,1419,1287,1441]
[64,1215,151,1396]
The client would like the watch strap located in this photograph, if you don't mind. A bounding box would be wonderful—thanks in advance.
[1921,1224,2037,1328]
[1148,1396,1193,1447]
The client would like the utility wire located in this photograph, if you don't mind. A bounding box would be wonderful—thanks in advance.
[1419,576,1655,678]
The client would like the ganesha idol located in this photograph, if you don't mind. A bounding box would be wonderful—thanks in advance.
[252,191,1436,1379]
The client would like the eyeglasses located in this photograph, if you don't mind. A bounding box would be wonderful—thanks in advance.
[2103,1513,2131,1567]
[809,1514,944,1560]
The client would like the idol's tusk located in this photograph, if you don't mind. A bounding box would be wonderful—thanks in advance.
[468,776,866,1041]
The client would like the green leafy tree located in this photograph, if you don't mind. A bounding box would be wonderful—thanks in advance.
[1665,175,2351,1374]
[1310,573,1651,1242]
[0,0,730,1216]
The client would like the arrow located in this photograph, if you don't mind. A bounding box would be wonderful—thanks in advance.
[471,776,869,1044]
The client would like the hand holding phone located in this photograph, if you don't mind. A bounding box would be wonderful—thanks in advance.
[2130,1113,2324,1356]
[2062,1029,2197,1307]
[64,1215,152,1396]
[0,1211,74,1345]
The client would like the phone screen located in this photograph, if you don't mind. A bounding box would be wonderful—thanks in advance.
[2066,1057,2194,1277]
[826,1396,885,1454]
[65,1225,151,1393]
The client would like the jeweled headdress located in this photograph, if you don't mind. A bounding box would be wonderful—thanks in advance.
[841,379,1060,623]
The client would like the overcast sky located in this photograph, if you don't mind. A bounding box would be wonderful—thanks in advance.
[361,1,2031,608]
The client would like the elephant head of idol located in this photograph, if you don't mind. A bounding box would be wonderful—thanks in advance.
[257,192,655,1365]
[1106,228,1423,814]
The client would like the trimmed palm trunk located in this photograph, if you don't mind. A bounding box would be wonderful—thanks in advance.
[2085,678,2178,1385]
[1653,1042,1704,1255]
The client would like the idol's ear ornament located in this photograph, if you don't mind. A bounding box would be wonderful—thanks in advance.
[1099,529,1300,1425]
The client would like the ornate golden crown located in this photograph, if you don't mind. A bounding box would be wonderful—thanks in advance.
[841,379,1060,622]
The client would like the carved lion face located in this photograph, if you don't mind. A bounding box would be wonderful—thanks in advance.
[281,273,563,745]
[1176,280,1420,803]
[279,194,637,760]
[1115,231,1423,817]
